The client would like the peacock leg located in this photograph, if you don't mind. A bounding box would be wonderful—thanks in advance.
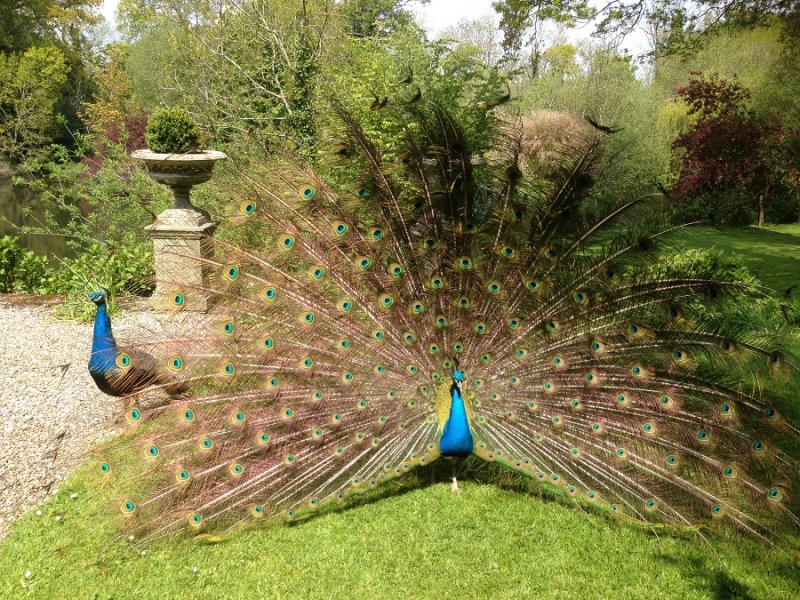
[449,458,461,495]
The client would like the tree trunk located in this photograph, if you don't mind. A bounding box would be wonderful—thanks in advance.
[758,194,765,227]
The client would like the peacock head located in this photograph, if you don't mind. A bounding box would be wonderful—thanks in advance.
[452,357,465,391]
[88,291,107,306]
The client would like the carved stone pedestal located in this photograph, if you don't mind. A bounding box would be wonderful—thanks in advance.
[145,209,217,312]
[132,149,227,312]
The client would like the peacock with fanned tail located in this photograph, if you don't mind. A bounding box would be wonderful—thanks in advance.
[93,102,800,547]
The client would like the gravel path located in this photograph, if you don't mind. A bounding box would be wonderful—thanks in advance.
[0,297,164,540]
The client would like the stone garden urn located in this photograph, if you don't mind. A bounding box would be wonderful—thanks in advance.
[132,150,227,312]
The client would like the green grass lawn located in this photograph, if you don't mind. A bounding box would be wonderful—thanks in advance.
[680,224,800,294]
[2,224,800,599]
[2,462,799,600]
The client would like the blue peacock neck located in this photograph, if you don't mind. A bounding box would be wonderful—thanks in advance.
[439,370,474,457]
[89,302,117,374]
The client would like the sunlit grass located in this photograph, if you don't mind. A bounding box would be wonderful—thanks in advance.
[1,459,799,599]
[686,225,800,294]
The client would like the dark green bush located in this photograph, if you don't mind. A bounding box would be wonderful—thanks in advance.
[0,235,154,319]
[48,243,155,320]
[0,236,55,294]
[144,107,200,153]
[51,243,154,297]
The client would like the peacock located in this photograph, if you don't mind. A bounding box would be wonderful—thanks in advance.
[92,101,800,548]
[88,291,184,399]
[87,291,163,397]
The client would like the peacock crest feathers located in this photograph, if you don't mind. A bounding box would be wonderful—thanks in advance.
[92,102,800,547]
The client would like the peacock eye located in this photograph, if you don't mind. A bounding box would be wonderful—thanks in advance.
[356,257,372,270]
[240,200,257,215]
[278,234,295,250]
[379,294,394,308]
[223,264,239,280]
[333,221,348,235]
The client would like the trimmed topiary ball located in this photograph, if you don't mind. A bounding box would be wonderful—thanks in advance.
[144,108,201,154]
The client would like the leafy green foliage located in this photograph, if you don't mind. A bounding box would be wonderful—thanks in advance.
[342,0,423,37]
[0,46,70,161]
[0,234,152,317]
[17,140,172,249]
[516,43,673,202]
[0,0,101,157]
[48,242,154,320]
[648,246,757,286]
[322,27,507,156]
[0,235,53,293]
[492,0,798,63]
[52,243,154,297]
[144,107,201,153]
[493,0,594,65]
[0,0,100,55]
[10,137,167,316]
[123,1,334,156]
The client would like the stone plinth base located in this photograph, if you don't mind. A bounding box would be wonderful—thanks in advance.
[145,208,217,312]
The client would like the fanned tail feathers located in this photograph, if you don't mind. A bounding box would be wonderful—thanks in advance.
[95,103,800,547]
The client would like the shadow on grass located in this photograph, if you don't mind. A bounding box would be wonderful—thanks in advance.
[657,553,758,600]
[708,572,758,600]
[273,456,580,533]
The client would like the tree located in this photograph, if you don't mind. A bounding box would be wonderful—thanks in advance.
[341,0,425,38]
[121,0,340,155]
[492,0,799,66]
[492,0,593,72]
[0,46,70,160]
[671,72,800,225]
[0,0,100,61]
[516,42,674,201]
[83,44,138,137]
[439,16,503,68]
[0,0,54,53]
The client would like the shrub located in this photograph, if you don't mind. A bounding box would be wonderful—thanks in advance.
[0,235,55,294]
[51,243,152,296]
[144,107,200,153]
[0,235,154,319]
[49,243,155,320]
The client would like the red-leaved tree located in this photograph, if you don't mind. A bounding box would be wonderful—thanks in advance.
[672,73,800,225]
